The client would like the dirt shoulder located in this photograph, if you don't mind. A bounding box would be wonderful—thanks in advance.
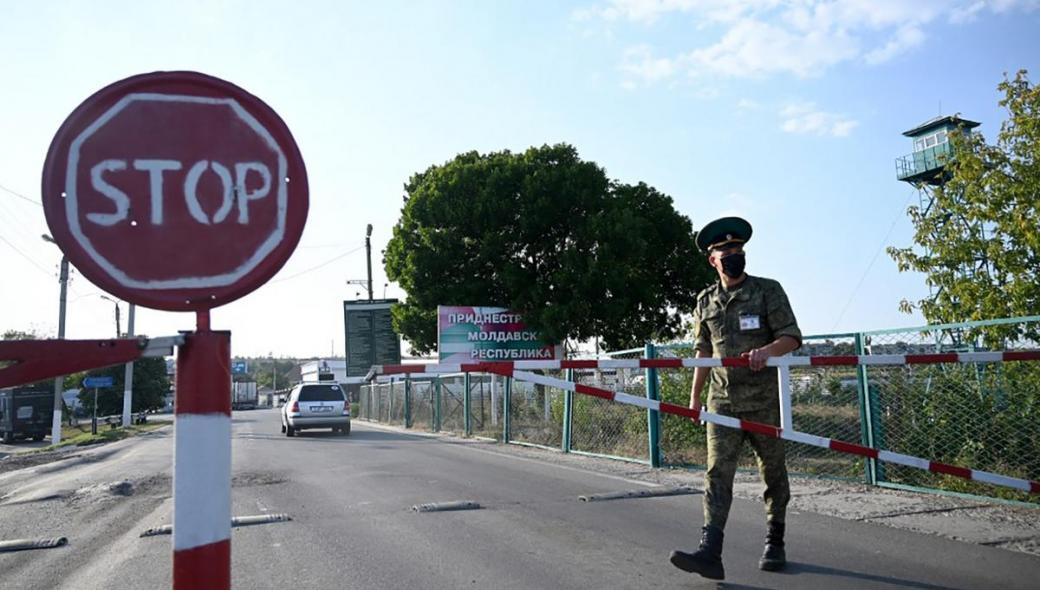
[0,420,171,475]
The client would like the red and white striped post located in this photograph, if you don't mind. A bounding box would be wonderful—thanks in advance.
[173,312,232,589]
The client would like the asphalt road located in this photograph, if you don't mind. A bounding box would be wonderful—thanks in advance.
[1,408,1038,589]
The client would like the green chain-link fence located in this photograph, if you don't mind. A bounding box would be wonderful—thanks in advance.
[570,350,650,463]
[508,372,566,449]
[357,316,1040,503]
[850,319,1040,502]
[656,339,867,479]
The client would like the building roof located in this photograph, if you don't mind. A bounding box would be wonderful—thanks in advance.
[902,115,980,138]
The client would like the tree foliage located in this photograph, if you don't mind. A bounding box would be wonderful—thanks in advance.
[78,356,170,415]
[2,329,40,341]
[888,71,1040,344]
[384,143,713,354]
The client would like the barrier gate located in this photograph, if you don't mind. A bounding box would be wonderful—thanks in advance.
[368,350,1040,496]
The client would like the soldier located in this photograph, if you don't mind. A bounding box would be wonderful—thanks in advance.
[670,216,802,580]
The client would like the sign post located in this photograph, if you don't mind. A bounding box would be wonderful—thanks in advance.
[83,375,114,434]
[42,71,308,589]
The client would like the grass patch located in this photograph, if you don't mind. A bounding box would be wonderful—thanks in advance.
[39,420,171,452]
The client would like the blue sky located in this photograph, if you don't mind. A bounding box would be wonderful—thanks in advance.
[1,0,1038,357]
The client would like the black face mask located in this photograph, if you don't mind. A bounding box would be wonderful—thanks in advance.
[720,253,746,279]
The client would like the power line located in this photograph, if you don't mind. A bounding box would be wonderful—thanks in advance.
[0,183,41,206]
[830,190,917,331]
[271,243,367,283]
[0,194,49,254]
[0,234,53,277]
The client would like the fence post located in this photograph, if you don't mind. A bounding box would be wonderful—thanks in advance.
[434,377,442,432]
[645,343,662,468]
[404,376,412,428]
[384,382,390,422]
[778,365,793,431]
[503,377,512,443]
[855,333,882,485]
[464,372,472,437]
[562,368,574,453]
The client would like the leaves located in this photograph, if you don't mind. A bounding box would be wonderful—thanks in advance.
[889,70,1040,345]
[384,144,714,354]
[77,357,170,415]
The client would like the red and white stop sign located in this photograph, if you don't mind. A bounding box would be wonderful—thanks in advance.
[42,71,308,311]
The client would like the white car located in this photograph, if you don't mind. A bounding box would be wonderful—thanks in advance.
[281,383,351,436]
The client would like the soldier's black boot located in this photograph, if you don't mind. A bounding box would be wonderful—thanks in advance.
[670,525,725,580]
[759,521,786,571]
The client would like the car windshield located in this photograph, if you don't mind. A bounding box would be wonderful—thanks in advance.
[298,385,344,402]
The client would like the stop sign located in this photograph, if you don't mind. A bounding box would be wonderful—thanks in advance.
[42,71,308,311]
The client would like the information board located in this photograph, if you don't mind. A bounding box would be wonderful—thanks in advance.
[344,299,401,377]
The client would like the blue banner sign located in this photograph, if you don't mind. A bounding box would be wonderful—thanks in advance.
[83,376,114,388]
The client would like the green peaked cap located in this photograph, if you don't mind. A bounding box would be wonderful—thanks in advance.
[696,216,753,253]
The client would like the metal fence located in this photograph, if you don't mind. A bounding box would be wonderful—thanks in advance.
[358,316,1040,503]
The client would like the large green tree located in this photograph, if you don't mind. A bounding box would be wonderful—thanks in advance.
[888,71,1040,343]
[384,143,713,354]
[78,356,170,415]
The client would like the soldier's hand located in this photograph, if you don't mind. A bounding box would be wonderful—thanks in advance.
[688,402,706,426]
[742,347,770,371]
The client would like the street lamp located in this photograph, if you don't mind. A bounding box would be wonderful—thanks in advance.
[365,224,373,301]
[97,294,136,426]
[99,295,121,338]
[41,234,68,444]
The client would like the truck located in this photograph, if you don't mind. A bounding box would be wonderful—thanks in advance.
[0,387,55,444]
[231,381,259,410]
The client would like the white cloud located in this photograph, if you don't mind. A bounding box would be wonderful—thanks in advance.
[737,98,761,110]
[620,45,678,85]
[949,0,1040,23]
[864,25,926,65]
[685,18,860,78]
[780,103,859,137]
[949,1,988,23]
[577,0,1039,81]
[584,0,765,25]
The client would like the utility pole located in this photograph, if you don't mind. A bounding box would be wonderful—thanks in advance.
[51,254,69,443]
[365,223,373,301]
[121,303,135,427]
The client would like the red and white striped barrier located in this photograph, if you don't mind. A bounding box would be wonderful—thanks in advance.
[367,352,1040,496]
[173,329,232,589]
[371,350,1040,376]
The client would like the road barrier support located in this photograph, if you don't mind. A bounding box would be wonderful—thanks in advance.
[172,313,231,590]
[645,343,662,468]
[464,373,472,436]
[562,368,574,453]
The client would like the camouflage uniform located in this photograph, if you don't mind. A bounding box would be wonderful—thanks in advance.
[692,275,802,530]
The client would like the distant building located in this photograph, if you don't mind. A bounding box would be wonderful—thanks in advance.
[300,359,351,383]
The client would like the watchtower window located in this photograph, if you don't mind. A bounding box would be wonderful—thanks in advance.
[913,130,950,152]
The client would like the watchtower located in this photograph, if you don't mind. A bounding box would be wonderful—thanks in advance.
[893,115,1000,356]
[895,115,980,187]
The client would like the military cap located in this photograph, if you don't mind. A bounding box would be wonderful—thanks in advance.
[696,216,752,253]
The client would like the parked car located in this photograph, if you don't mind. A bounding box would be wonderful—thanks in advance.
[281,383,350,436]
[0,387,54,444]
